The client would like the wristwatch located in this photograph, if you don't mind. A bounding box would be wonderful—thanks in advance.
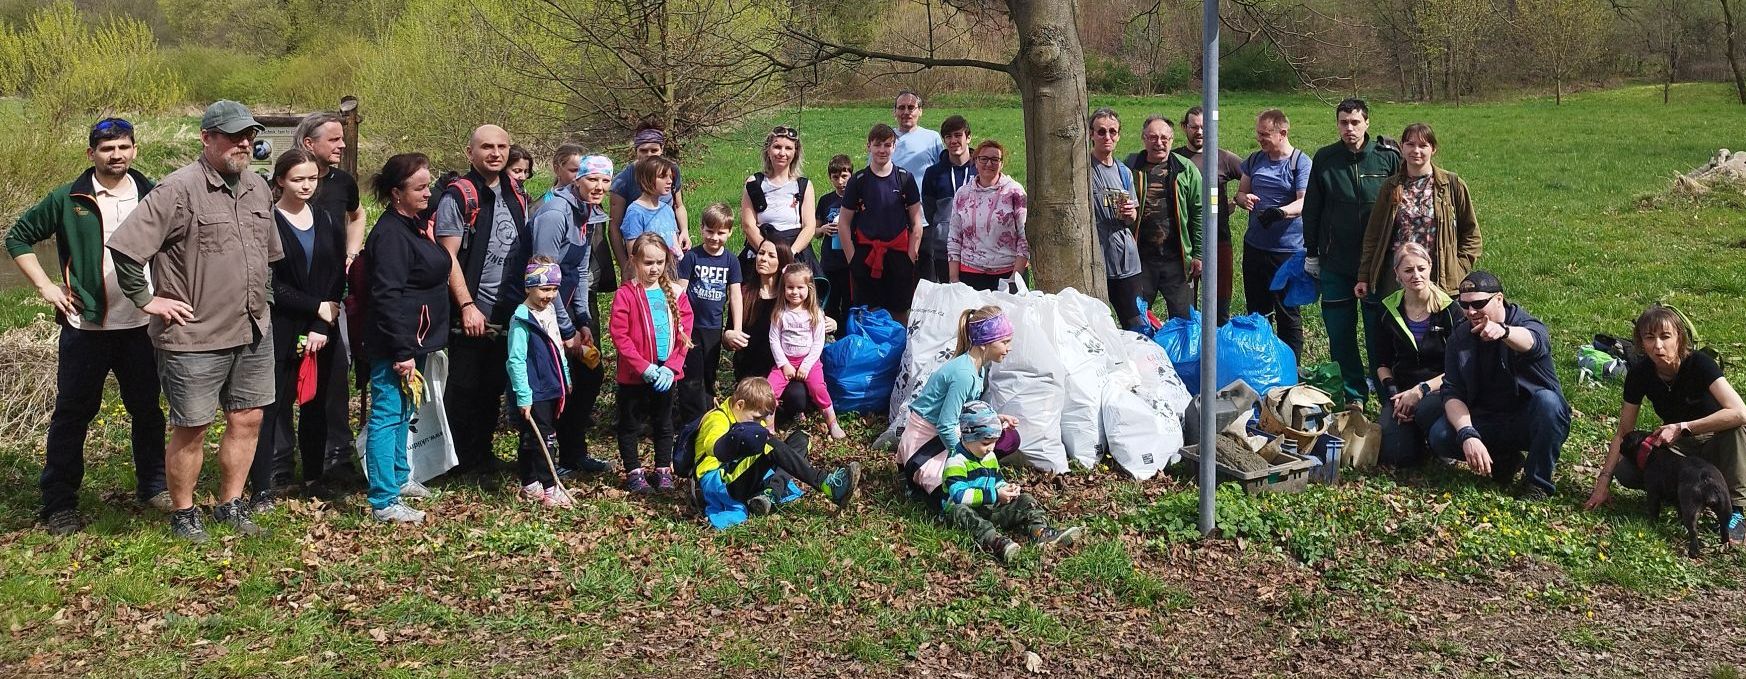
[1418,382,1432,396]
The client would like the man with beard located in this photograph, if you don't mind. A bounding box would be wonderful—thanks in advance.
[1175,106,1244,324]
[109,101,282,543]
[6,118,170,535]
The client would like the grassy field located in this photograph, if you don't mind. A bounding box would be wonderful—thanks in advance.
[3,84,1746,676]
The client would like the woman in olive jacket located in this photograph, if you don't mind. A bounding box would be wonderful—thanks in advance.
[1355,123,1481,298]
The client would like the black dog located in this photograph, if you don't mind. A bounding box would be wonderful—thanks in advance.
[1620,430,1733,557]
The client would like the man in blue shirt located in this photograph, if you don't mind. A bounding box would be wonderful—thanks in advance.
[891,90,943,209]
[1237,109,1311,358]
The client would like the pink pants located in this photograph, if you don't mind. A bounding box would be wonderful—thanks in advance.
[768,355,832,410]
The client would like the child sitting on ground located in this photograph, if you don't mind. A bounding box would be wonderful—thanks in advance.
[942,401,1082,562]
[687,377,860,529]
[767,263,847,439]
[507,257,573,507]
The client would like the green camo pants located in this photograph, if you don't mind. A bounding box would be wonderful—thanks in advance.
[942,492,1049,543]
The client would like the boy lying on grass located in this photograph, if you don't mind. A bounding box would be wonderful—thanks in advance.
[942,401,1082,562]
[686,377,860,529]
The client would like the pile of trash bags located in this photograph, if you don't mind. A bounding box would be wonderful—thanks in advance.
[1153,310,1299,397]
[866,280,1193,480]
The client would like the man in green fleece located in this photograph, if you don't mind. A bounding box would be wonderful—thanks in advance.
[5,118,170,535]
[1302,98,1400,408]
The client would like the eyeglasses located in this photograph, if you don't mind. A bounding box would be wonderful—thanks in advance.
[1092,128,1120,138]
[1456,295,1497,310]
[1142,134,1172,143]
[771,126,798,140]
[975,155,1003,164]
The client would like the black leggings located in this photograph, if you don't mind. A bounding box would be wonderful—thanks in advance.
[724,433,827,501]
[616,383,675,470]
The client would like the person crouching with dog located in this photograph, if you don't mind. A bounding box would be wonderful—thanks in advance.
[1585,304,1746,543]
[1426,271,1570,500]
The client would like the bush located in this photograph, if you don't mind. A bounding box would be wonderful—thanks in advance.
[1085,54,1139,94]
[1147,59,1195,93]
[1220,43,1297,91]
[0,2,184,117]
[268,40,368,109]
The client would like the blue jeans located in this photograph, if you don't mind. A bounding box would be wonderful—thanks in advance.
[1427,389,1571,493]
[365,356,422,510]
[1378,390,1445,467]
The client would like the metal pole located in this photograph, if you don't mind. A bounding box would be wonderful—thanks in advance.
[1197,0,1221,536]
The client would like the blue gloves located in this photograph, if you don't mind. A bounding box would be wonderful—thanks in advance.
[645,365,674,392]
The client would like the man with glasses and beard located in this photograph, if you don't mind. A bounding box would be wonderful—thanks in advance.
[1428,271,1569,501]
[108,100,282,542]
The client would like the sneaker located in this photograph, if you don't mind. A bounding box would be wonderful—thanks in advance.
[169,507,209,544]
[980,535,1021,563]
[553,465,576,480]
[141,490,175,512]
[399,479,432,500]
[746,494,773,516]
[820,463,862,512]
[559,457,611,476]
[371,502,426,524]
[543,486,574,509]
[1515,484,1551,502]
[1728,511,1745,545]
[214,498,264,537]
[625,469,653,495]
[521,482,547,503]
[248,491,278,516]
[1034,525,1084,548]
[654,468,675,492]
[43,509,81,536]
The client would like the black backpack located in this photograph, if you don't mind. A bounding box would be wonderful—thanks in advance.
[744,172,810,215]
[672,416,705,479]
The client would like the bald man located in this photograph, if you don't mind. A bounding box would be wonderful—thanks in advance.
[435,124,532,477]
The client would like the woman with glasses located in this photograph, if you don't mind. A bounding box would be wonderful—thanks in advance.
[947,140,1029,291]
[739,125,820,275]
[1370,243,1457,467]
[1354,122,1482,300]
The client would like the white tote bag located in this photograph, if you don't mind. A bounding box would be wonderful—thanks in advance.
[358,350,459,483]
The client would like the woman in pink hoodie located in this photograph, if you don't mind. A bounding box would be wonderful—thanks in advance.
[947,139,1029,292]
[610,232,694,494]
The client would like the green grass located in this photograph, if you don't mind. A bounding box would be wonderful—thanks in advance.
[3,84,1746,674]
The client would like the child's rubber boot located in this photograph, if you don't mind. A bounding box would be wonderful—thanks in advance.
[821,462,862,512]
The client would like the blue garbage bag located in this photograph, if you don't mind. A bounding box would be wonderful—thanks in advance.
[823,306,908,413]
[1154,308,1203,393]
[1269,250,1319,307]
[1219,313,1299,395]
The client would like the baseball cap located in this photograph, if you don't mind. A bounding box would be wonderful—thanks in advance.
[201,100,265,135]
[1457,270,1504,295]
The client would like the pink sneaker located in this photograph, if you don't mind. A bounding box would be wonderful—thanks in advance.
[520,482,545,503]
[543,486,574,508]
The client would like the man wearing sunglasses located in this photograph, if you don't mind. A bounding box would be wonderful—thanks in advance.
[1428,271,1569,501]
[109,100,282,542]
[6,118,170,535]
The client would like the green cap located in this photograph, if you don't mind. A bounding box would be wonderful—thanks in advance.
[201,100,264,135]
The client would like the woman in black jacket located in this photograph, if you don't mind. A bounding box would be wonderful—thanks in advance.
[250,149,348,509]
[1374,242,1459,467]
[361,153,451,523]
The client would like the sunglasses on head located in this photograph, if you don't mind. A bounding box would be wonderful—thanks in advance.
[92,118,134,135]
[1457,295,1496,310]
[771,126,798,140]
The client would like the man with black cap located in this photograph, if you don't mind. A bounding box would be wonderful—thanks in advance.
[1428,271,1570,500]
[108,100,281,542]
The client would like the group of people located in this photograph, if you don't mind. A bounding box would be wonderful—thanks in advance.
[10,90,1742,557]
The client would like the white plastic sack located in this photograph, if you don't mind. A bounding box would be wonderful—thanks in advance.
[357,349,459,484]
[985,293,1070,473]
[877,279,985,446]
[1100,331,1190,479]
[1049,288,1118,469]
[1117,330,1192,416]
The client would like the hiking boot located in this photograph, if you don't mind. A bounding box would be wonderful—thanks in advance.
[1033,525,1084,548]
[746,494,773,516]
[141,490,175,512]
[1515,484,1551,502]
[980,535,1021,563]
[371,502,426,524]
[169,507,209,544]
[543,486,574,509]
[43,509,81,536]
[820,462,862,512]
[654,468,675,492]
[625,469,653,495]
[399,479,432,500]
[214,498,264,537]
[1729,511,1745,545]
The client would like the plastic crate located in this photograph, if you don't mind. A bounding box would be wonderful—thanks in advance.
[1304,432,1345,485]
[1177,443,1316,495]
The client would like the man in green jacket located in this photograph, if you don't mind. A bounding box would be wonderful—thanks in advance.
[4,118,170,535]
[1123,115,1205,322]
[1302,99,1399,407]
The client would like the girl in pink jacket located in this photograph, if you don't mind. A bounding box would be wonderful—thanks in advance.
[767,263,847,439]
[610,232,695,494]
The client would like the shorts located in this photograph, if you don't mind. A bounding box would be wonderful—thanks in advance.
[849,248,918,315]
[156,332,276,427]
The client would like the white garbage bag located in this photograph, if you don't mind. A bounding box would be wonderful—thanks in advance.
[357,349,459,484]
[876,279,985,447]
[1049,288,1118,469]
[1101,332,1190,480]
[986,293,1070,473]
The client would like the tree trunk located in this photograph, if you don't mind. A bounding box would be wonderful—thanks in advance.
[1723,0,1746,104]
[1008,0,1103,298]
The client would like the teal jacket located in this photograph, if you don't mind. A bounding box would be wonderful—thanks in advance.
[1301,135,1399,276]
[5,168,155,325]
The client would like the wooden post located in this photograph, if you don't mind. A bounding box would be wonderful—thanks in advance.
[339,96,360,178]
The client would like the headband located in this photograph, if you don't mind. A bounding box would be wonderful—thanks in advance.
[581,154,614,178]
[524,261,561,289]
[967,312,1013,347]
[632,129,665,147]
[959,401,1004,443]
